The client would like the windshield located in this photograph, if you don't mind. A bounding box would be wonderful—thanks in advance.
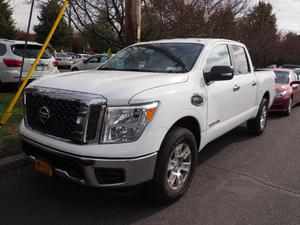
[274,71,290,84]
[99,43,204,73]
[11,44,53,59]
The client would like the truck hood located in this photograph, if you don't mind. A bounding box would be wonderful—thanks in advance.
[31,70,188,105]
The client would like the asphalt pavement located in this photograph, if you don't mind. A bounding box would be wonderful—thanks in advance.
[0,106,300,225]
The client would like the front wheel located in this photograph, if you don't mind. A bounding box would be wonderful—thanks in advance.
[247,98,269,135]
[146,127,198,204]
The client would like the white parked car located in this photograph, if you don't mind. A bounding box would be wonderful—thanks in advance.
[21,39,275,204]
[55,53,73,68]
[71,54,90,64]
[0,39,59,85]
[71,54,109,71]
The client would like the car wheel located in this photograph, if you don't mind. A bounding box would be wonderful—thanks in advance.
[247,98,269,135]
[72,67,79,71]
[285,98,293,116]
[146,127,197,204]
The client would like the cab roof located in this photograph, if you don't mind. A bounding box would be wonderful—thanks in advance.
[134,38,244,46]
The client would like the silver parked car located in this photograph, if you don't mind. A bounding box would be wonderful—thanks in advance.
[0,39,59,85]
[71,54,90,64]
[71,54,109,71]
[55,53,73,68]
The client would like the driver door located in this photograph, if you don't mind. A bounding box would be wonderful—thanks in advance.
[85,56,99,70]
[204,44,240,138]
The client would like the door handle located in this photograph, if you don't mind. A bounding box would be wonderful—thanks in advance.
[252,81,257,87]
[233,85,240,92]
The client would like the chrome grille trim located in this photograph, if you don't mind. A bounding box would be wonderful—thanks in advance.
[24,86,106,144]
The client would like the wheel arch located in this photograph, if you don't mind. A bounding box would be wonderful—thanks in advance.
[263,91,270,103]
[164,116,201,150]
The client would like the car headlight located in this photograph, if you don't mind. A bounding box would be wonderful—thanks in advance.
[275,90,287,99]
[101,102,159,144]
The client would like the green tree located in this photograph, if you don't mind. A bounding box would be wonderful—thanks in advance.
[34,0,72,51]
[0,0,18,39]
[238,2,280,67]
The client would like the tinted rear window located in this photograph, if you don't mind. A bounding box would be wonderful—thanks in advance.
[274,71,289,84]
[0,43,7,56]
[11,44,53,59]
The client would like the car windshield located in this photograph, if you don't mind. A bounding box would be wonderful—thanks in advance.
[274,71,290,84]
[99,43,204,73]
[11,44,53,59]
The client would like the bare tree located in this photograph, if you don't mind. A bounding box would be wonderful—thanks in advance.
[29,0,250,48]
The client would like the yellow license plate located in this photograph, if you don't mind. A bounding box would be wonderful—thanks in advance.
[35,160,53,177]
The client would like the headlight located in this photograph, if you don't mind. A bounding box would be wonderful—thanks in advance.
[101,102,159,143]
[275,90,287,99]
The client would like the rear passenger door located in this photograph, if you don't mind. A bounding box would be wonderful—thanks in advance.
[230,45,257,114]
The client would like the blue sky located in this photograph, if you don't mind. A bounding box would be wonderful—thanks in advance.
[11,0,300,34]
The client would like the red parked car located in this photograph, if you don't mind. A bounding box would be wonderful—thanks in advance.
[263,68,300,115]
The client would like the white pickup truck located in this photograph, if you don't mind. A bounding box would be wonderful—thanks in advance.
[21,38,275,203]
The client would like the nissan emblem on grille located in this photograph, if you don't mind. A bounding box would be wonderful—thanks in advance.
[39,106,50,124]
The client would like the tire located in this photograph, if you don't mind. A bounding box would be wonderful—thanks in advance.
[247,98,269,135]
[146,127,198,204]
[72,67,79,71]
[285,98,293,116]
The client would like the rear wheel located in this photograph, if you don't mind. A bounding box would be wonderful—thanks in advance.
[72,67,79,71]
[247,98,268,135]
[146,127,197,204]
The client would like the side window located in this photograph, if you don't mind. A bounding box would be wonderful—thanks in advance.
[232,45,250,74]
[99,56,108,63]
[87,56,98,63]
[293,72,299,80]
[0,43,7,56]
[204,45,232,73]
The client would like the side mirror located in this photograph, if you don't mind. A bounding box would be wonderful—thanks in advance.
[204,66,234,83]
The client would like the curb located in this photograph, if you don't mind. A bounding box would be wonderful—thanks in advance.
[0,153,28,171]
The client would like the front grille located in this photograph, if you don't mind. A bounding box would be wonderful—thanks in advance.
[25,86,106,143]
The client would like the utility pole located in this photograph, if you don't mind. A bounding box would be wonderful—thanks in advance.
[125,0,141,46]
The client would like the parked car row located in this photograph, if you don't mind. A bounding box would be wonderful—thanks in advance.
[259,68,300,115]
[0,39,112,86]
[0,39,59,85]
[70,54,109,71]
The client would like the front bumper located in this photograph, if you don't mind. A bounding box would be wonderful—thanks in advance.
[22,136,157,187]
[270,97,290,112]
